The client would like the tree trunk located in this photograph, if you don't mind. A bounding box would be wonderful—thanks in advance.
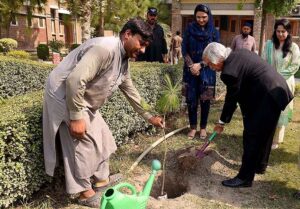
[98,3,105,37]
[80,0,92,43]
[258,9,267,56]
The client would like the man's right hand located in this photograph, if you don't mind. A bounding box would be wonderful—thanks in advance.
[214,124,224,134]
[69,119,86,139]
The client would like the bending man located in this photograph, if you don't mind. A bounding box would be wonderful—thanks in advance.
[43,18,164,208]
[202,42,293,188]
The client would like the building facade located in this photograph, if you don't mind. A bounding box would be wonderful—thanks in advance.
[0,0,82,50]
[171,0,300,50]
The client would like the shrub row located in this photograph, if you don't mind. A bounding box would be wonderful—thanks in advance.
[0,56,53,99]
[0,92,46,208]
[0,38,17,53]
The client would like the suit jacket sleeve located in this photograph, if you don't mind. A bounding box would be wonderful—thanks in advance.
[220,74,239,123]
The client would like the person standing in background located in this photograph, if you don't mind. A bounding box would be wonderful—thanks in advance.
[170,31,183,65]
[136,7,168,63]
[182,4,220,140]
[262,19,300,149]
[231,22,256,52]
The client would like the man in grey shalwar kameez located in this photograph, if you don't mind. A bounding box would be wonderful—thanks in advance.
[43,18,164,208]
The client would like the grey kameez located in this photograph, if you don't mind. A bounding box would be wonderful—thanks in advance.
[43,37,152,193]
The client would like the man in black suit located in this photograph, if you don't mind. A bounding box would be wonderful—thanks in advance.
[202,42,293,188]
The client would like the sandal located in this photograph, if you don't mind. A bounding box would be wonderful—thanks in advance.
[199,129,207,140]
[78,192,101,208]
[93,173,123,192]
[187,129,197,140]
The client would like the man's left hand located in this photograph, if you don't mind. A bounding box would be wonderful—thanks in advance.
[148,116,165,128]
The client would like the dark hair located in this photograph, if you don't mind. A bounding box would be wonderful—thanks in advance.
[120,18,153,43]
[194,4,209,17]
[176,31,180,35]
[272,19,292,58]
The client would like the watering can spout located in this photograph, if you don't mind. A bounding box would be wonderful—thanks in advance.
[142,160,161,197]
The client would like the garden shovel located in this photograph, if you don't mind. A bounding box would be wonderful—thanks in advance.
[195,131,217,159]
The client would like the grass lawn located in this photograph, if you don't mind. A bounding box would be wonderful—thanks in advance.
[12,97,300,209]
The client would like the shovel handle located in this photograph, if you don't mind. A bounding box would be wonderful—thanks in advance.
[208,131,217,142]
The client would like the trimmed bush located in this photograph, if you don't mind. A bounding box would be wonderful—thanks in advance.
[0,91,47,208]
[0,38,18,53]
[37,44,50,60]
[0,56,53,99]
[6,50,30,60]
[48,40,64,53]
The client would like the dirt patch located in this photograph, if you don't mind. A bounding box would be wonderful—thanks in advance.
[151,172,188,199]
[129,146,263,208]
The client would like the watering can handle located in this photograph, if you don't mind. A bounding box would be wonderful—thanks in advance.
[114,182,137,195]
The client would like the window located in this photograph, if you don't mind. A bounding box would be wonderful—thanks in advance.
[39,18,45,28]
[230,20,236,32]
[11,15,18,26]
[59,14,64,34]
[220,16,228,31]
[214,19,220,28]
[289,20,298,36]
[51,9,56,33]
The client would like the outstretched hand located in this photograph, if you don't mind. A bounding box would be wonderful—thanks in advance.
[214,123,224,134]
[148,116,165,128]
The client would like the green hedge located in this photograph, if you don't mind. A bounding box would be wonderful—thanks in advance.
[0,92,46,207]
[0,56,53,99]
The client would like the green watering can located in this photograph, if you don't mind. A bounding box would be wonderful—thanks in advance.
[100,160,161,209]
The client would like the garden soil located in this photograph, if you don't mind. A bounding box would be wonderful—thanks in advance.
[129,148,266,209]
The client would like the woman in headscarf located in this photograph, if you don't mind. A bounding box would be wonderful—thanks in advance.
[262,19,300,149]
[182,4,220,139]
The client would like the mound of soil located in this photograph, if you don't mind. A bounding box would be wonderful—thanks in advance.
[131,147,263,209]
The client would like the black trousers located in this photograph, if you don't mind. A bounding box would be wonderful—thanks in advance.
[237,95,281,181]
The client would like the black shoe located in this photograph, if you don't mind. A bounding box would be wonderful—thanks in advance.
[221,177,252,188]
[255,168,266,174]
[255,165,269,174]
